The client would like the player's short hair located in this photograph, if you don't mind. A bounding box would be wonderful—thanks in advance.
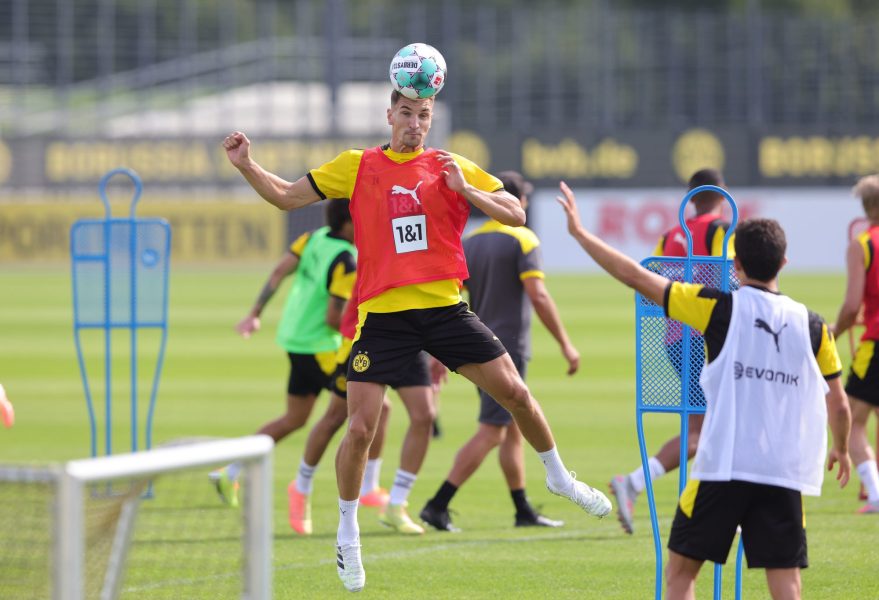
[734,218,787,282]
[688,168,726,209]
[325,198,352,232]
[390,89,435,107]
[853,175,879,217]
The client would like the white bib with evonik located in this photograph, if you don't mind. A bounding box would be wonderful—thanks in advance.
[694,286,829,496]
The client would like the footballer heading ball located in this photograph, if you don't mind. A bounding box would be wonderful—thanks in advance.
[389,43,447,100]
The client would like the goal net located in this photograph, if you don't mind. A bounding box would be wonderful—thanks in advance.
[0,435,273,600]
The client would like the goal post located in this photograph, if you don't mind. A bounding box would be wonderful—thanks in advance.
[43,435,274,600]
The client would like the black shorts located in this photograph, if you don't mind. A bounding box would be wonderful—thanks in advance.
[668,480,807,569]
[287,351,335,396]
[347,302,507,384]
[329,345,432,399]
[845,339,879,406]
[478,354,527,426]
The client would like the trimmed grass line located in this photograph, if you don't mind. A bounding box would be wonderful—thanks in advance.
[121,525,623,593]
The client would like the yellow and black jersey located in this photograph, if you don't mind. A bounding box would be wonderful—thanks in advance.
[289,231,311,257]
[664,281,842,378]
[653,214,735,258]
[305,145,503,313]
[306,145,503,201]
[289,230,357,301]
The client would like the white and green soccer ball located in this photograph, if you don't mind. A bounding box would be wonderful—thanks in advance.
[389,43,447,100]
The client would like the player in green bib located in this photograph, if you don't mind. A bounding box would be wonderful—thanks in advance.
[210,200,356,507]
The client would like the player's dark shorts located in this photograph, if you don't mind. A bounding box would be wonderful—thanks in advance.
[478,353,527,426]
[287,351,335,396]
[666,337,706,408]
[329,342,432,399]
[845,339,879,406]
[668,480,807,569]
[347,302,507,384]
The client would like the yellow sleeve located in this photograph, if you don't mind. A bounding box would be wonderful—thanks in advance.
[665,282,717,333]
[307,150,364,200]
[289,231,311,256]
[653,237,665,256]
[710,228,736,257]
[815,323,843,378]
[449,153,504,193]
[327,251,357,300]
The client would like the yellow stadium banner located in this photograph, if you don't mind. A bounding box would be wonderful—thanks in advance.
[0,200,286,263]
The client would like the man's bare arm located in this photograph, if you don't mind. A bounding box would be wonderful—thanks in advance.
[824,377,852,488]
[223,131,322,211]
[435,150,525,226]
[556,181,667,305]
[523,277,580,375]
[832,239,865,337]
[236,252,299,338]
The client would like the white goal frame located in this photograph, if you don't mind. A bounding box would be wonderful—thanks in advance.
[54,435,274,600]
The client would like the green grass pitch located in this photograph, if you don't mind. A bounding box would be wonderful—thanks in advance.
[1,267,877,599]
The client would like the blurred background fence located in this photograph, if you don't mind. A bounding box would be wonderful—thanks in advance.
[2,0,878,264]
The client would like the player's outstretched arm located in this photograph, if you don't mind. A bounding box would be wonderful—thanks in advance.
[236,251,300,338]
[436,151,525,226]
[223,131,322,211]
[556,181,667,306]
[831,238,866,338]
[824,377,852,488]
[523,277,579,375]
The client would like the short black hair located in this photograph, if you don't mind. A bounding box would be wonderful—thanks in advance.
[733,218,787,282]
[390,89,435,106]
[325,198,352,232]
[688,168,726,208]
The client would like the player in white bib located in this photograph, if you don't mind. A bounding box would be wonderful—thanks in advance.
[556,183,852,600]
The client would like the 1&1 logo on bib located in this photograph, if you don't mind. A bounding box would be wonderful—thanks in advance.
[387,181,428,254]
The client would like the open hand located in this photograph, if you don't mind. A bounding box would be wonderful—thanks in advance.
[827,447,851,488]
[555,181,584,236]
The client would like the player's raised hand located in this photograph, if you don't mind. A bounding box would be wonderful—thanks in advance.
[436,150,466,193]
[236,315,261,339]
[827,446,851,488]
[556,181,585,237]
[223,132,252,169]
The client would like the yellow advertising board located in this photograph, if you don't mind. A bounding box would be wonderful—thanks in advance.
[0,199,285,263]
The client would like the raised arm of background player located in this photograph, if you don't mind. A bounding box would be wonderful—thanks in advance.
[222,131,524,226]
[523,277,580,375]
[555,181,851,486]
[235,236,345,338]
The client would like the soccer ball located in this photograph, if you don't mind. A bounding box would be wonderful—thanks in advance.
[389,43,447,100]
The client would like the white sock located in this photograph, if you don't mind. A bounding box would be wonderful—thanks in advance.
[337,498,360,546]
[628,457,667,494]
[537,447,573,492]
[295,460,317,495]
[388,469,417,506]
[856,460,879,503]
[360,458,382,496]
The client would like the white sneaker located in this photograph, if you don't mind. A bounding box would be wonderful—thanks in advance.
[547,471,612,518]
[336,542,365,592]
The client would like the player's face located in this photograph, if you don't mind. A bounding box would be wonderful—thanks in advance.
[387,97,433,151]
